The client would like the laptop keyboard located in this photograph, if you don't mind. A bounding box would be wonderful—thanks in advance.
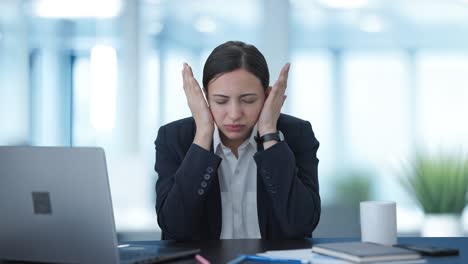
[118,244,200,264]
[119,245,162,261]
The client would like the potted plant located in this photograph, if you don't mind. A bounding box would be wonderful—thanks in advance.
[334,170,374,208]
[398,152,468,236]
[313,170,374,237]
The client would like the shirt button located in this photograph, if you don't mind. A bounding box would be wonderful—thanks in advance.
[204,173,211,180]
[206,167,214,173]
[201,181,208,188]
[197,189,205,195]
[234,169,239,174]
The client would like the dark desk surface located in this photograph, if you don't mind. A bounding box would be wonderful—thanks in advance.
[131,237,467,264]
[1,237,466,263]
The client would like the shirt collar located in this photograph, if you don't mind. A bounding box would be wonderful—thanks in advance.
[213,124,258,152]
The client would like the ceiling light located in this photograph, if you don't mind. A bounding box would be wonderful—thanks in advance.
[360,14,385,33]
[195,16,217,33]
[317,0,368,9]
[33,0,122,19]
[144,0,162,4]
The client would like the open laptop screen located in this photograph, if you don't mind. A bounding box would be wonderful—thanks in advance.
[0,146,199,264]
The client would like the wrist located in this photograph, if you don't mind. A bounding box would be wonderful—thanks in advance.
[194,130,213,151]
[195,120,214,135]
[196,126,214,136]
[258,127,277,137]
[255,130,284,146]
[263,140,278,150]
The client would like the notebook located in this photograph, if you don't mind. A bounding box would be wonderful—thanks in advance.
[311,242,422,263]
[0,146,200,264]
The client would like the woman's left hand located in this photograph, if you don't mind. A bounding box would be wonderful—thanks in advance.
[258,63,290,136]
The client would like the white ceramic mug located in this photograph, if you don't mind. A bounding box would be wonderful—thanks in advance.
[360,201,397,245]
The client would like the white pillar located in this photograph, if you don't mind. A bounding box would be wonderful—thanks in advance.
[117,0,140,153]
[260,0,290,112]
[0,1,30,145]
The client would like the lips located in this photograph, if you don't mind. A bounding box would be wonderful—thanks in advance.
[224,124,245,132]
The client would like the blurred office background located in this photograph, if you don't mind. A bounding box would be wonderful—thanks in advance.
[1,0,468,239]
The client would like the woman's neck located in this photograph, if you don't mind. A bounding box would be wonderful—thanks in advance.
[220,134,249,159]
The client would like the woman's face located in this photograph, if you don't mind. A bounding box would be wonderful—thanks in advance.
[206,68,265,147]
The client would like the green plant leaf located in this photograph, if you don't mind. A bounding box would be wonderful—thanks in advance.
[398,152,468,214]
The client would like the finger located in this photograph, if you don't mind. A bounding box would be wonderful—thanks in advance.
[278,63,290,90]
[282,95,287,106]
[183,63,195,82]
[183,64,201,97]
[282,63,291,81]
[191,77,202,92]
[182,63,189,89]
[185,64,202,91]
[187,64,195,77]
[265,86,272,98]
[271,64,289,93]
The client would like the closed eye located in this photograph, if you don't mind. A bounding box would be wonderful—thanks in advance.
[241,95,258,104]
[242,98,257,104]
[212,95,229,105]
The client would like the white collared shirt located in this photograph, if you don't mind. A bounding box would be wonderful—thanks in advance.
[213,124,262,239]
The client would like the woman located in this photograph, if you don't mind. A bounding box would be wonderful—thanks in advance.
[155,41,320,240]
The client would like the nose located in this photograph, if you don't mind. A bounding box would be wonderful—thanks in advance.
[227,101,242,121]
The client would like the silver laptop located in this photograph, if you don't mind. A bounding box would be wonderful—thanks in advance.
[0,146,199,264]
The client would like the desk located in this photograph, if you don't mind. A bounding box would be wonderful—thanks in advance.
[131,237,467,263]
[1,237,466,263]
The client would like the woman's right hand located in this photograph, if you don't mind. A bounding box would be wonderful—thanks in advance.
[182,63,214,150]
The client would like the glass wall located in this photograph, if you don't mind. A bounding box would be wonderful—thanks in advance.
[1,0,468,238]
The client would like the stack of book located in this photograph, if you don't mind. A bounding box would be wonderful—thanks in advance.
[311,242,422,263]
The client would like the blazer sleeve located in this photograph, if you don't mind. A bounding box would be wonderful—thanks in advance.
[154,125,222,240]
[253,120,320,238]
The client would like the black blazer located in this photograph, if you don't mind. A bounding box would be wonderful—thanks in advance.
[154,113,321,240]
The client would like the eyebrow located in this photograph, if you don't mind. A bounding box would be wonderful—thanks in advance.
[212,93,259,98]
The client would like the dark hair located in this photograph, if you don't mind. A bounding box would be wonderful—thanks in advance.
[202,41,270,92]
